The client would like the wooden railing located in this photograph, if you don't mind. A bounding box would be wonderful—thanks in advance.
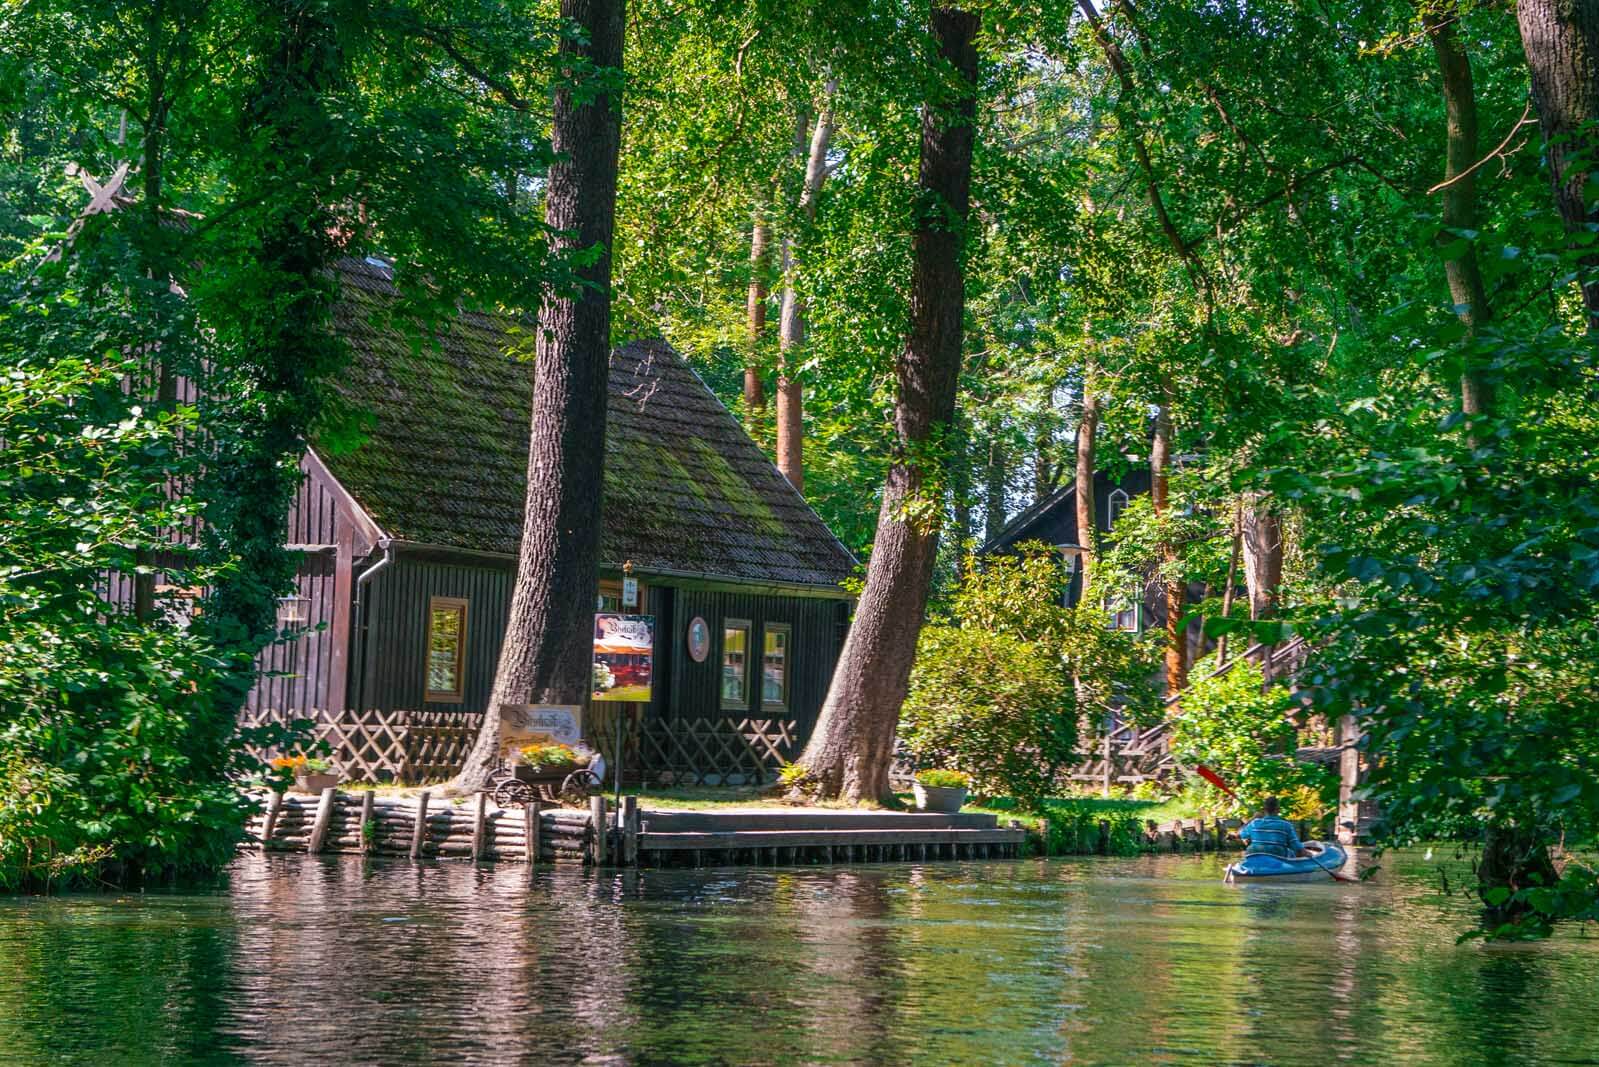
[239,708,480,784]
[239,709,801,788]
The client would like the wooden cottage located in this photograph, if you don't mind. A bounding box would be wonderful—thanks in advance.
[247,259,857,784]
[980,468,1155,629]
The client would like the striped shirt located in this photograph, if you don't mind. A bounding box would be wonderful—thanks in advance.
[1240,816,1304,859]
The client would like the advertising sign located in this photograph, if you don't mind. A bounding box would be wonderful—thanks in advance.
[496,704,583,757]
[593,613,654,702]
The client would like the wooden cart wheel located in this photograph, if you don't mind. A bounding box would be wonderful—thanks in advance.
[491,778,536,809]
[559,767,602,807]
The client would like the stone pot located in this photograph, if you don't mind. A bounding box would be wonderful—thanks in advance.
[294,771,339,794]
[913,783,967,814]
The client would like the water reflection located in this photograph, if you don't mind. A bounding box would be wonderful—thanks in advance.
[0,852,1595,1065]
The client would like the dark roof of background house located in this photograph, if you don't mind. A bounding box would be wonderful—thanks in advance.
[318,258,856,591]
[981,482,1079,556]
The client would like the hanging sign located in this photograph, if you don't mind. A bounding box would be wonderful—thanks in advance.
[593,613,654,702]
[622,576,639,608]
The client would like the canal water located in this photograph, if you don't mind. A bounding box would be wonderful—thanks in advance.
[1,851,1595,1066]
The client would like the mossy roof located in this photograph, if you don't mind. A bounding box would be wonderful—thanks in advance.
[319,259,856,591]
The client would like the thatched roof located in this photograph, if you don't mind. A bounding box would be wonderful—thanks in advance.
[319,258,856,592]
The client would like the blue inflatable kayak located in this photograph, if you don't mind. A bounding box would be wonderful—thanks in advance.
[1224,841,1349,884]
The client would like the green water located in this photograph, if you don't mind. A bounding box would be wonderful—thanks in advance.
[0,851,1595,1065]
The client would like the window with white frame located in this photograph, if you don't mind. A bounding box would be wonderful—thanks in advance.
[1106,488,1130,529]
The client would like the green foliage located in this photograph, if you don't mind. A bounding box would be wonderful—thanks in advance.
[901,548,1159,811]
[1170,656,1335,819]
[0,246,293,890]
[913,769,970,790]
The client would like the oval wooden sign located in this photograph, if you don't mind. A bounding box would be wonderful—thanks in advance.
[686,616,711,662]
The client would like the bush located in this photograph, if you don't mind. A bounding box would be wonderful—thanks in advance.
[901,549,1159,812]
[1171,656,1334,817]
[0,246,291,891]
[902,626,1075,810]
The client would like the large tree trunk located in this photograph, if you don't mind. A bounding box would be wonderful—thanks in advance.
[1241,493,1283,622]
[775,82,838,494]
[455,0,624,793]
[1151,390,1186,694]
[983,437,1008,544]
[1424,2,1494,416]
[1516,0,1599,326]
[1074,382,1101,596]
[797,7,978,805]
[744,205,770,415]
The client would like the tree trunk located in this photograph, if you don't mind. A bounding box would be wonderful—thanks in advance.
[1151,391,1186,694]
[1424,2,1494,416]
[1215,499,1242,667]
[983,437,1008,545]
[1241,493,1283,622]
[1480,823,1560,918]
[455,0,625,793]
[744,205,770,415]
[775,82,838,494]
[1516,0,1599,326]
[1074,383,1101,596]
[950,413,974,550]
[797,7,978,805]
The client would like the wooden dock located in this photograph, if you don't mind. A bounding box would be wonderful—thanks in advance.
[244,790,1028,867]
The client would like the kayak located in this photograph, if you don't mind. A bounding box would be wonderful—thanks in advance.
[1224,841,1350,884]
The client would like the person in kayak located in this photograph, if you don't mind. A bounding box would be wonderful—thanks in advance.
[1238,797,1309,859]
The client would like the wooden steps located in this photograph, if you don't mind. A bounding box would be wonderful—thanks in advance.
[640,809,999,833]
[641,827,1023,850]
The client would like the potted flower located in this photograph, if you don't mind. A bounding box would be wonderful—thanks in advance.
[514,741,584,781]
[271,755,339,794]
[913,769,970,813]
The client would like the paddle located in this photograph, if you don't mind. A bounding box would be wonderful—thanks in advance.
[1196,764,1358,884]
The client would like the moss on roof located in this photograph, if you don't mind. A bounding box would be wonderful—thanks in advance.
[319,259,856,590]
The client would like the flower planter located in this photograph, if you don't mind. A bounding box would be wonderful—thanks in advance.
[293,772,339,794]
[913,783,967,813]
[512,763,579,784]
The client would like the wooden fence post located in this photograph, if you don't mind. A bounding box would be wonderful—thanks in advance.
[1096,819,1110,855]
[590,795,608,866]
[470,791,488,862]
[308,787,337,854]
[261,790,284,847]
[411,790,431,860]
[621,795,639,866]
[534,796,546,863]
[359,790,375,854]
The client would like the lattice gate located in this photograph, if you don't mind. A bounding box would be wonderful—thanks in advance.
[637,717,799,787]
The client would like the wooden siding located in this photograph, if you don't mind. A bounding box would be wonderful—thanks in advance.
[245,455,362,713]
[659,586,848,740]
[353,551,849,744]
[355,554,515,714]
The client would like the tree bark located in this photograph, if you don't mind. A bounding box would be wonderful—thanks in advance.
[797,7,978,805]
[1151,390,1186,694]
[455,0,624,793]
[1241,493,1283,622]
[983,437,1008,545]
[1215,498,1242,667]
[1074,383,1101,596]
[1516,0,1599,326]
[1424,3,1495,416]
[776,81,838,494]
[744,205,770,415]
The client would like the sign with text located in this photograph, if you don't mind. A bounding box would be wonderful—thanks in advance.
[593,613,654,703]
[497,704,583,757]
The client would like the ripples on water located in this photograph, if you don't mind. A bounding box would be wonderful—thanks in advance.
[0,851,1595,1065]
